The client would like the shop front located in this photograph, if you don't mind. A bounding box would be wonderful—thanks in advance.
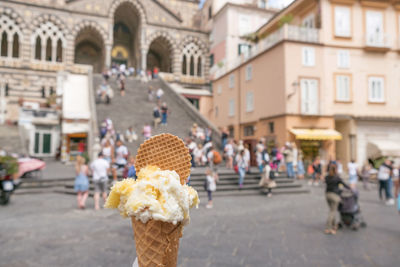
[290,128,342,164]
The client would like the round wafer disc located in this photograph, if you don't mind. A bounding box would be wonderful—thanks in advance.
[135,133,191,184]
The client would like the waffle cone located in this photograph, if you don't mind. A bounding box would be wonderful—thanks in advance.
[135,133,191,185]
[132,217,183,267]
[133,133,191,266]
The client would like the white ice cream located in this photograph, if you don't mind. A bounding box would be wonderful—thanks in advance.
[105,166,199,225]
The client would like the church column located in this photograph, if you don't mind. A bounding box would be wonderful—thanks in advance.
[41,42,46,61]
[7,39,12,58]
[141,48,147,71]
[105,44,112,68]
[51,43,57,62]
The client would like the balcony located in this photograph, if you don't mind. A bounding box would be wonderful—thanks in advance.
[364,33,390,52]
[213,24,320,79]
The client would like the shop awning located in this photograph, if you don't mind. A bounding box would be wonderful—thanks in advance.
[62,122,89,135]
[290,128,342,140]
[367,140,400,158]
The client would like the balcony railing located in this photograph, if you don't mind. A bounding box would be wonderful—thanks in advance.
[365,33,390,49]
[213,24,320,79]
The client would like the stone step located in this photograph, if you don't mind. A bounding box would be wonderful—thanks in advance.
[94,75,214,154]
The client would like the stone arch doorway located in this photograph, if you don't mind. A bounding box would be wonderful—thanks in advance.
[74,27,105,73]
[147,36,173,73]
[113,2,141,68]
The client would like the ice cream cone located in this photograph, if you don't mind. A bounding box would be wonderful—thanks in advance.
[132,134,191,266]
[131,217,183,267]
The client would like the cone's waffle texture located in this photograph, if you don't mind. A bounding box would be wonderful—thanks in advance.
[135,134,191,185]
[132,217,183,267]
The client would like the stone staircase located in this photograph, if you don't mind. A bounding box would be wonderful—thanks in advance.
[15,168,309,198]
[93,74,214,154]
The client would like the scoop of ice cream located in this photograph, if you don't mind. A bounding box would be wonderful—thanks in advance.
[105,165,199,225]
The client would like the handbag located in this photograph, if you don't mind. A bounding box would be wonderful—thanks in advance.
[268,180,277,188]
[234,165,239,174]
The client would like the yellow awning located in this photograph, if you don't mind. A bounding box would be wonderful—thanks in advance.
[290,128,342,141]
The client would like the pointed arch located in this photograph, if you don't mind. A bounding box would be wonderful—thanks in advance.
[73,24,105,73]
[31,14,66,62]
[108,0,147,25]
[1,32,7,57]
[0,9,23,58]
[146,33,175,73]
[182,55,187,75]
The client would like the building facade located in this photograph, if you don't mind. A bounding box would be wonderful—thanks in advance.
[209,0,400,166]
[0,0,210,157]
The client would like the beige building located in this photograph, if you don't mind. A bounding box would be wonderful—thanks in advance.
[0,0,210,157]
[209,0,400,166]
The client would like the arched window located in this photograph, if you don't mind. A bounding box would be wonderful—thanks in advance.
[12,33,18,58]
[182,55,187,75]
[189,56,194,76]
[32,21,65,62]
[182,42,204,77]
[45,37,52,61]
[0,13,22,58]
[56,39,62,62]
[1,32,7,57]
[197,57,202,77]
[35,36,41,60]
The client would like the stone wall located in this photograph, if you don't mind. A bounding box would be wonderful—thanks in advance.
[0,0,210,121]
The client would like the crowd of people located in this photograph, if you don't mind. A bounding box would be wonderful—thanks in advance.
[97,64,161,105]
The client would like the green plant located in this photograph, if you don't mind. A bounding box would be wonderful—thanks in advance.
[0,156,19,175]
[46,94,57,106]
[278,14,293,27]
[217,61,224,68]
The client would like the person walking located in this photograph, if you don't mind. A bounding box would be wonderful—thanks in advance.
[112,140,129,181]
[161,102,169,125]
[221,127,229,150]
[153,106,161,128]
[74,155,89,209]
[142,123,152,140]
[324,164,350,235]
[297,150,305,179]
[156,88,164,105]
[244,144,251,173]
[347,159,359,190]
[236,150,248,189]
[126,155,136,179]
[119,76,125,96]
[283,143,294,178]
[101,139,114,164]
[310,157,322,186]
[205,168,217,209]
[207,145,221,180]
[90,152,110,210]
[361,161,372,190]
[125,126,137,143]
[224,139,234,169]
[378,159,394,205]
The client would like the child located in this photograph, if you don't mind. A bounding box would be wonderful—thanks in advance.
[126,156,136,179]
[205,168,217,209]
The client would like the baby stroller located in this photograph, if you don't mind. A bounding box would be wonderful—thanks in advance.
[338,188,367,231]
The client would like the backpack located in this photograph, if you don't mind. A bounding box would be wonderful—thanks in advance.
[213,150,222,164]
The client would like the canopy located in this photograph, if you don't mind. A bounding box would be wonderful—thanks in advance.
[62,74,90,120]
[367,140,400,158]
[290,128,342,141]
[62,122,89,134]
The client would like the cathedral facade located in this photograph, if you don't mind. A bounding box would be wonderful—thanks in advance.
[0,0,209,120]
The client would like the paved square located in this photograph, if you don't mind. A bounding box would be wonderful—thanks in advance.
[0,184,398,267]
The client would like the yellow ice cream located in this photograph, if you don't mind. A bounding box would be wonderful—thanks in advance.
[105,166,199,225]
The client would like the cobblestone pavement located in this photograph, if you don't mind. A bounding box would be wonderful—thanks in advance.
[0,183,399,267]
